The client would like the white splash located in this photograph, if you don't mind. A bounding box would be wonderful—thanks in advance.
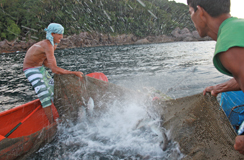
[51,99,184,159]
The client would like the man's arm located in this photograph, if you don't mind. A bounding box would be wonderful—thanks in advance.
[44,44,83,78]
[218,47,244,155]
[203,78,240,96]
[219,47,244,91]
[203,47,244,97]
[234,136,244,155]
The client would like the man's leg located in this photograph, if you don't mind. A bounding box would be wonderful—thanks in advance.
[35,82,54,124]
[43,105,53,124]
[41,68,55,124]
[24,67,54,124]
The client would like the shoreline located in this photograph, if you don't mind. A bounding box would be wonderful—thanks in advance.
[0,27,211,54]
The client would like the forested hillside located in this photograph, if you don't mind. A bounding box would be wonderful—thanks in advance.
[0,0,194,41]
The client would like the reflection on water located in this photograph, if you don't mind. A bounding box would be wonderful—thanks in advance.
[0,41,231,159]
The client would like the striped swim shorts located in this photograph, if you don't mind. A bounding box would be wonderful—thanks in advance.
[24,66,54,108]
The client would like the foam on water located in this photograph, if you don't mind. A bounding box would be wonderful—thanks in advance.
[33,99,184,159]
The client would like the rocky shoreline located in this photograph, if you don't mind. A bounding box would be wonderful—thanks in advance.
[0,27,211,54]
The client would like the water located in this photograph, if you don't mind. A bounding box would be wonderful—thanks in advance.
[32,99,183,159]
[0,41,231,159]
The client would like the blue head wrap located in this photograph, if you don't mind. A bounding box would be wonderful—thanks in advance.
[44,23,64,46]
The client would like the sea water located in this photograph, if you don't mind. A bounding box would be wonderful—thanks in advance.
[30,98,184,159]
[0,41,230,159]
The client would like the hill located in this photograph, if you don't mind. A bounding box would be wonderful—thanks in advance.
[0,0,194,42]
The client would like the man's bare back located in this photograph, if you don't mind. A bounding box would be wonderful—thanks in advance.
[23,40,54,70]
[23,33,83,77]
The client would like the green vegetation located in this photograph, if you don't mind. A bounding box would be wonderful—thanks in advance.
[0,0,194,41]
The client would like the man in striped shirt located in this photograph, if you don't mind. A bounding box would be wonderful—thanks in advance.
[23,23,83,123]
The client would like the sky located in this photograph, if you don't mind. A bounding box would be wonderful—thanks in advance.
[172,0,244,18]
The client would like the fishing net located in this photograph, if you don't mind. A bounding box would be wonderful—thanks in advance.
[54,74,149,122]
[153,93,244,160]
[54,74,244,160]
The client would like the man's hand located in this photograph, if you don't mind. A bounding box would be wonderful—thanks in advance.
[234,135,244,155]
[43,106,54,124]
[203,78,240,97]
[203,85,220,97]
[72,71,83,78]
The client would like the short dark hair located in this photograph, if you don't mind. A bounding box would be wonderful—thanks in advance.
[187,0,230,17]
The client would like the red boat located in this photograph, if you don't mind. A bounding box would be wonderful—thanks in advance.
[0,100,59,160]
[0,72,108,160]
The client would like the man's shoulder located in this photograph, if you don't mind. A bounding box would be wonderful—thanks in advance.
[38,40,52,47]
[215,17,244,55]
[27,40,53,54]
[218,18,244,40]
[36,40,54,51]
[220,18,244,32]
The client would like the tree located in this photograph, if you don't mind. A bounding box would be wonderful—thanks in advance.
[0,0,194,41]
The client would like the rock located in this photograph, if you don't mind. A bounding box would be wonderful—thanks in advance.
[161,35,175,42]
[68,35,83,47]
[131,35,138,42]
[83,39,92,47]
[183,37,196,41]
[0,40,13,51]
[58,37,74,49]
[114,34,126,45]
[0,28,213,53]
[146,36,156,42]
[99,33,110,45]
[171,27,181,37]
[171,27,193,39]
[79,32,89,39]
[203,36,212,41]
[19,41,27,50]
[192,30,201,39]
[0,40,8,50]
[12,41,23,51]
[26,39,36,48]
[124,34,134,44]
[147,35,175,43]
[134,38,149,44]
[180,28,191,35]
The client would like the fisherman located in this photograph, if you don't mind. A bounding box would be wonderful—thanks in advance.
[23,23,83,124]
[187,0,244,155]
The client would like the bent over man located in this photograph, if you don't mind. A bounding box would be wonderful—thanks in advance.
[187,0,244,155]
[23,23,83,124]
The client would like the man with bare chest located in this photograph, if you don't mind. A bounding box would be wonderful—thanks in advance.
[23,23,83,123]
